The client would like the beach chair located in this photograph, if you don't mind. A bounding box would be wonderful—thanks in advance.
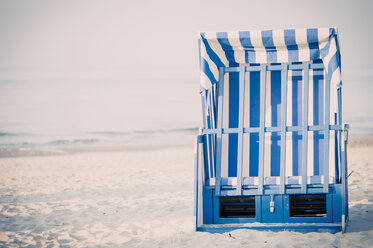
[194,27,349,233]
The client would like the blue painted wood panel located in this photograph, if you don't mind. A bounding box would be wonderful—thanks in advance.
[262,195,284,223]
[313,68,324,176]
[270,70,281,176]
[292,68,303,176]
[228,62,240,177]
[249,70,260,177]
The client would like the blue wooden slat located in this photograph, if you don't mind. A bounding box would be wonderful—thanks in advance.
[301,64,309,193]
[209,88,216,178]
[258,65,267,195]
[205,90,212,178]
[339,86,347,221]
[341,124,348,220]
[337,88,342,182]
[308,125,323,131]
[201,124,343,135]
[195,135,205,227]
[201,93,207,129]
[236,67,246,195]
[207,91,216,179]
[224,128,239,133]
[228,62,240,177]
[244,127,261,133]
[217,184,336,196]
[266,127,281,132]
[341,136,346,217]
[215,67,225,196]
[195,150,199,228]
[287,126,305,132]
[201,93,211,179]
[224,63,324,73]
[280,64,288,194]
[323,74,331,193]
[194,151,198,218]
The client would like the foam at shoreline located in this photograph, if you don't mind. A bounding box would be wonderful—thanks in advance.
[0,144,194,158]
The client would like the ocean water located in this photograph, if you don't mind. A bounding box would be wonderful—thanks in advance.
[342,71,373,135]
[0,79,201,153]
[0,74,372,153]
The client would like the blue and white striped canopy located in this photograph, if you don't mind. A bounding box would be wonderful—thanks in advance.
[199,27,341,92]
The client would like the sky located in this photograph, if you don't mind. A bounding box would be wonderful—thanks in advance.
[0,0,372,138]
[0,0,372,81]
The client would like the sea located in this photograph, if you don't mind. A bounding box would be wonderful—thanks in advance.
[0,78,201,154]
[0,74,372,155]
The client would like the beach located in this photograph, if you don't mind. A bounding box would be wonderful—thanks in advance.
[0,137,372,247]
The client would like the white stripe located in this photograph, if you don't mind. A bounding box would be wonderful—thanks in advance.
[321,37,340,92]
[221,73,230,177]
[295,28,310,62]
[223,73,230,129]
[200,28,341,92]
[204,33,229,66]
[244,71,251,127]
[323,37,337,72]
[308,69,314,177]
[329,131,335,178]
[242,72,250,177]
[272,29,286,47]
[200,40,219,82]
[200,72,211,90]
[286,70,293,177]
[317,28,330,43]
[329,69,337,179]
[250,30,266,63]
[228,31,245,64]
[330,68,340,113]
[264,132,271,179]
[272,29,288,63]
[265,71,272,127]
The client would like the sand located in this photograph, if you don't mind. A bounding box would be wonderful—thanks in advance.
[0,143,372,247]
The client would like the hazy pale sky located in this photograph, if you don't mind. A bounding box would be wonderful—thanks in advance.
[0,0,372,80]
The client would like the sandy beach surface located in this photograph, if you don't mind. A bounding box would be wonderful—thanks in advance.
[0,142,372,247]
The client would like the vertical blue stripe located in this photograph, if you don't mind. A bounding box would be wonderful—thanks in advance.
[284,29,299,62]
[258,66,267,194]
[214,68,225,196]
[292,69,303,176]
[280,65,288,194]
[216,32,236,64]
[239,31,253,48]
[323,70,331,193]
[334,113,339,181]
[270,71,281,176]
[313,68,324,176]
[200,33,225,68]
[201,58,218,86]
[301,64,309,193]
[249,71,260,176]
[228,61,239,177]
[319,30,332,59]
[236,67,245,194]
[262,30,277,63]
[327,52,340,79]
[307,29,320,60]
[207,91,216,178]
[239,31,255,63]
[204,93,211,179]
[337,87,343,182]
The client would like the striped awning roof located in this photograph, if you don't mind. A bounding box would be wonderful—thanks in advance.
[199,27,341,92]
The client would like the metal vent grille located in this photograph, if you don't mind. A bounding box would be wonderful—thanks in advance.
[219,197,255,218]
[290,194,327,217]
